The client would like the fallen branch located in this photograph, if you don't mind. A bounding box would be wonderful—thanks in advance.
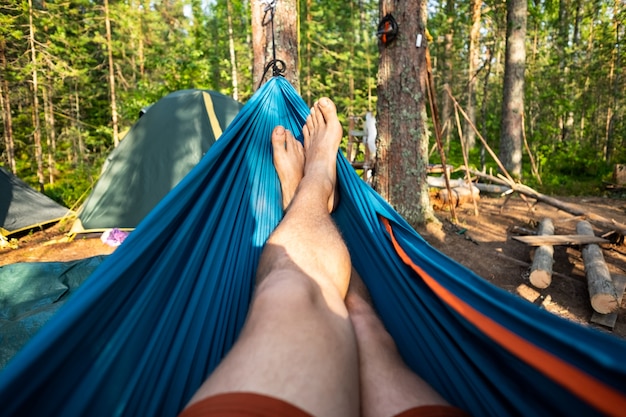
[470,169,626,237]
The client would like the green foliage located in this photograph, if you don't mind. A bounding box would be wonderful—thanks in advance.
[0,0,624,210]
[45,163,102,208]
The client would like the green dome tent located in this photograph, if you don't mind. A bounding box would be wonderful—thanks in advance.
[0,167,72,238]
[71,89,242,233]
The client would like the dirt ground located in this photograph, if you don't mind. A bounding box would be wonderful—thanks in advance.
[2,194,626,339]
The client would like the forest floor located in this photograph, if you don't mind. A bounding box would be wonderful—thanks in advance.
[2,193,626,339]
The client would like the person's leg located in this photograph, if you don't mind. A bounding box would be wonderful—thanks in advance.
[183,98,359,417]
[346,271,457,417]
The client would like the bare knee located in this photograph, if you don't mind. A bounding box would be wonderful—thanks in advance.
[250,269,350,328]
[254,270,321,311]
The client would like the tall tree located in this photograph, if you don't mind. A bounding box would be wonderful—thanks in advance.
[251,0,298,90]
[499,0,526,178]
[375,0,436,226]
[464,0,482,149]
[226,0,240,100]
[103,0,119,147]
[0,37,16,173]
[439,0,456,151]
[28,0,44,191]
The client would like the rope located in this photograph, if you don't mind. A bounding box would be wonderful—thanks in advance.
[259,0,286,87]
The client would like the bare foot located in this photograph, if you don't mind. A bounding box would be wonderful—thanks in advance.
[271,126,304,210]
[302,98,343,213]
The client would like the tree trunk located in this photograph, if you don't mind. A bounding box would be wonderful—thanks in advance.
[604,0,619,163]
[251,0,299,91]
[28,0,45,191]
[138,0,146,78]
[464,0,482,150]
[0,39,16,173]
[440,0,455,152]
[557,0,574,143]
[42,82,57,184]
[226,0,239,101]
[479,47,492,170]
[375,0,436,226]
[74,86,85,164]
[499,0,526,178]
[104,0,120,147]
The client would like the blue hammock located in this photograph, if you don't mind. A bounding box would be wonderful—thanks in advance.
[1,77,625,417]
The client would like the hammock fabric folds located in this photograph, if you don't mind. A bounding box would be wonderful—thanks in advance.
[1,77,625,417]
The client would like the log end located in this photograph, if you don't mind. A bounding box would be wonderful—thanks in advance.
[590,294,620,315]
[529,270,551,289]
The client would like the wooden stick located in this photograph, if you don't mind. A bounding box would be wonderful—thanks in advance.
[444,86,514,183]
[577,221,619,314]
[426,48,457,221]
[529,218,554,289]
[521,111,542,185]
[453,102,479,216]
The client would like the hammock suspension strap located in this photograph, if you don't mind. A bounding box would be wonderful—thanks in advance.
[259,0,286,87]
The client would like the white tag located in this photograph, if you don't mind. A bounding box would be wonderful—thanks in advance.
[416,34,423,47]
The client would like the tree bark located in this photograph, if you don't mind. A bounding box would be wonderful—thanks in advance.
[499,0,526,178]
[251,0,299,91]
[375,0,436,227]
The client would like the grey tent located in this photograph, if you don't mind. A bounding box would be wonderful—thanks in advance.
[71,89,242,233]
[0,168,72,237]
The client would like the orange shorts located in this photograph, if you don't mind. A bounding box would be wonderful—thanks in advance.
[178,392,469,417]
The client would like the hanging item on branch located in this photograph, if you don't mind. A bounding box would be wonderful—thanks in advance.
[377,14,398,46]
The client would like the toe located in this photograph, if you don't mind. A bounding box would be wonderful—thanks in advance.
[317,97,337,122]
[272,125,287,148]
[285,130,300,152]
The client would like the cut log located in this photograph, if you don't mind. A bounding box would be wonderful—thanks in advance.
[590,274,626,329]
[512,235,609,246]
[529,218,554,289]
[438,186,480,206]
[577,221,619,314]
